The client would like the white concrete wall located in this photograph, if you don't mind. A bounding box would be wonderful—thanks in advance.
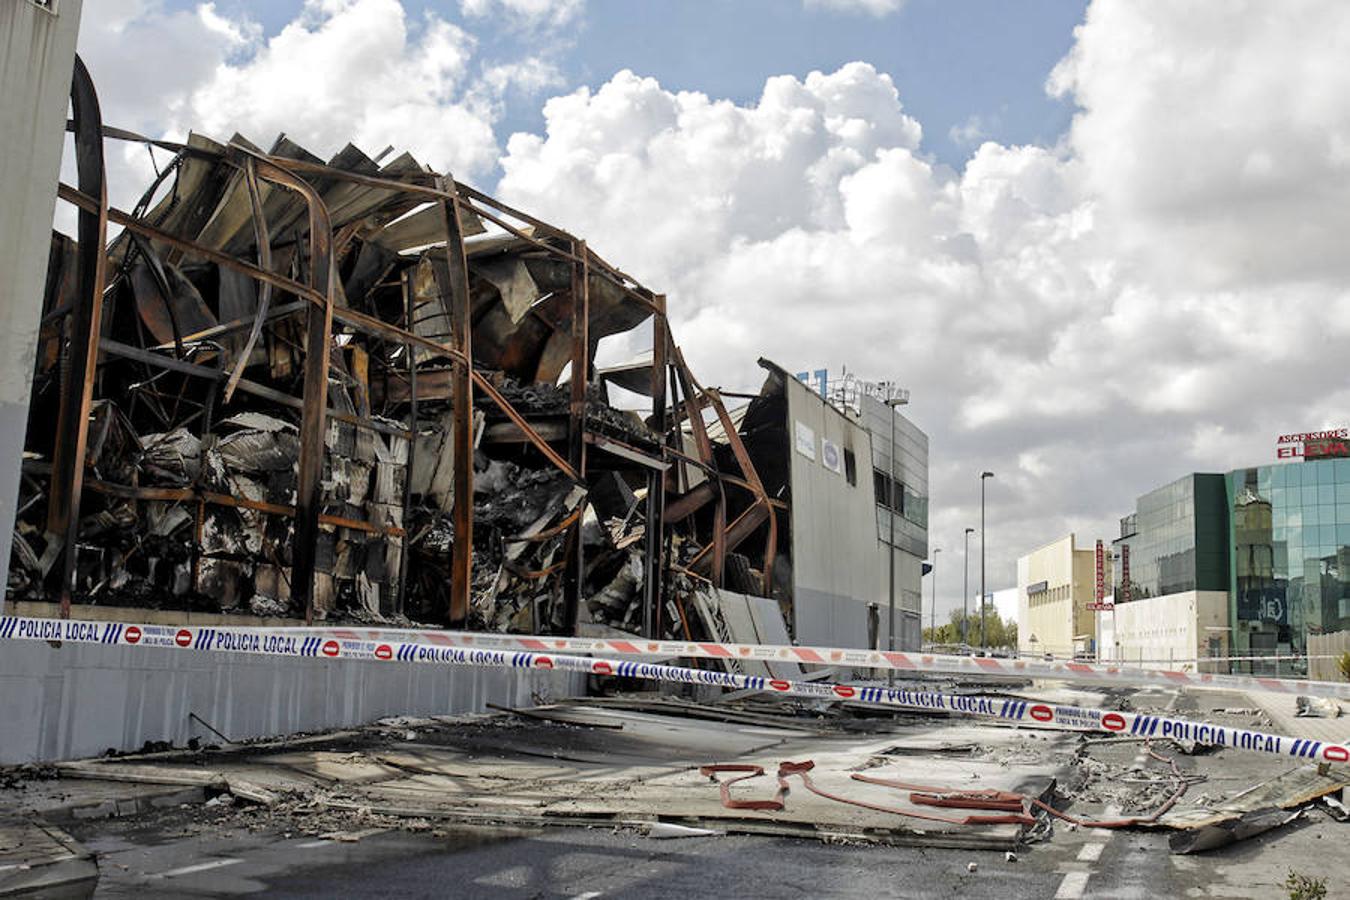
[1109,590,1230,671]
[0,0,83,594]
[784,376,890,649]
[0,638,582,763]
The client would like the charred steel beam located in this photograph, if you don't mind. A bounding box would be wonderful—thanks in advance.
[58,184,472,370]
[65,122,664,315]
[679,352,778,597]
[58,185,579,486]
[48,57,108,619]
[241,152,335,625]
[644,295,669,638]
[149,299,307,350]
[395,270,417,619]
[222,156,274,403]
[673,353,724,586]
[96,338,410,439]
[706,388,778,598]
[583,432,668,470]
[663,482,716,524]
[436,177,475,627]
[687,503,770,576]
[76,478,405,538]
[564,240,590,632]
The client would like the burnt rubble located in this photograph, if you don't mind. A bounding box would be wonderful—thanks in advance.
[9,63,789,646]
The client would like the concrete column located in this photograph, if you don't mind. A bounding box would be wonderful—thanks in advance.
[0,1,85,603]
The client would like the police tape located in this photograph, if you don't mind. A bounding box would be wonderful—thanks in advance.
[250,622,1350,702]
[3,615,1347,764]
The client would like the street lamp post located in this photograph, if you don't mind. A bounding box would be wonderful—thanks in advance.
[885,396,907,686]
[929,548,940,644]
[963,527,973,646]
[979,471,994,649]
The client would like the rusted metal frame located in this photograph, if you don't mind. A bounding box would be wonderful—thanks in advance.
[126,231,188,359]
[686,503,771,574]
[450,184,658,308]
[502,558,569,580]
[582,432,667,471]
[663,482,716,524]
[59,184,329,310]
[78,479,405,538]
[503,506,584,544]
[680,353,778,596]
[451,194,661,316]
[471,374,579,481]
[705,388,778,597]
[672,353,725,586]
[71,125,662,317]
[98,338,410,439]
[48,57,108,618]
[190,342,226,595]
[563,239,591,631]
[662,445,782,503]
[239,151,335,625]
[394,270,417,618]
[247,155,590,275]
[58,186,652,381]
[223,157,275,402]
[434,177,475,627]
[151,299,306,350]
[452,181,569,239]
[643,296,669,637]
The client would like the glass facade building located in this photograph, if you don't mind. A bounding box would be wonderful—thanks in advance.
[1226,458,1350,670]
[1112,460,1350,675]
[1112,474,1229,601]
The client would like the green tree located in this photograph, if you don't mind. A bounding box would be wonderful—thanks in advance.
[923,605,1017,650]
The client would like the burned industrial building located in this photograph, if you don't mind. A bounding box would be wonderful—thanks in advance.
[6,60,833,648]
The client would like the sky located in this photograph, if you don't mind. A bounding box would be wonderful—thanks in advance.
[71,0,1350,623]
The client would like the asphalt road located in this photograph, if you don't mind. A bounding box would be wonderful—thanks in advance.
[76,812,1191,900]
[67,686,1348,899]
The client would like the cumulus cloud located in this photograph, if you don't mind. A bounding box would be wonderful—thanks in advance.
[498,0,1350,599]
[66,0,1350,605]
[461,0,585,30]
[804,0,905,16]
[75,0,564,196]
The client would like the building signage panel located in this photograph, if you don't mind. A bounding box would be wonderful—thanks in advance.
[821,438,843,474]
[1120,544,1131,604]
[794,421,816,461]
[1027,580,1048,596]
[1095,540,1105,602]
[1090,539,1113,611]
[1276,428,1350,460]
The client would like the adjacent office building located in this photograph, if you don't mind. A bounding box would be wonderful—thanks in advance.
[1226,458,1350,669]
[1016,535,1097,659]
[1105,458,1350,673]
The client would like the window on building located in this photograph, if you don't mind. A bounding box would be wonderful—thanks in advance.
[844,448,857,486]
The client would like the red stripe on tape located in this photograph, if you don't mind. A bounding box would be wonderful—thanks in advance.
[701,643,733,658]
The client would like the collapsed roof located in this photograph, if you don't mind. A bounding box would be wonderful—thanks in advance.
[9,59,791,646]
